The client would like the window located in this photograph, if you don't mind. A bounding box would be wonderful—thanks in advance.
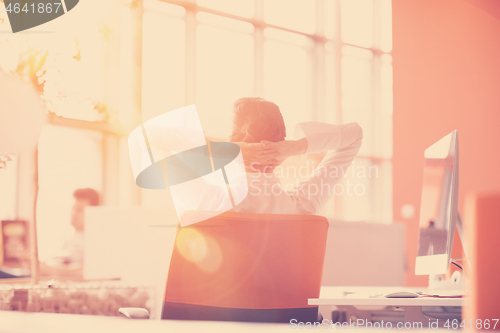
[135,0,393,222]
[142,8,186,122]
[195,13,255,138]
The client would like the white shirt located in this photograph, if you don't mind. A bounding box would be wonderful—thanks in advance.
[229,122,363,215]
[189,122,363,217]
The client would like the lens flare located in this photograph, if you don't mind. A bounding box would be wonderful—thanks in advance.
[175,228,222,272]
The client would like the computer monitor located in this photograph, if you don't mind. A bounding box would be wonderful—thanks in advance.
[415,130,466,275]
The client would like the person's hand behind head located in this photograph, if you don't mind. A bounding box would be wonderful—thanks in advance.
[235,138,308,173]
[236,141,275,162]
[235,141,278,172]
[260,138,308,164]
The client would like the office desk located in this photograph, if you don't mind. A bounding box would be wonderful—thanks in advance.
[0,310,458,333]
[309,286,463,324]
[0,311,291,333]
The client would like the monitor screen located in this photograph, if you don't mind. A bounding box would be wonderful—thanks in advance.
[416,159,453,257]
[415,130,458,275]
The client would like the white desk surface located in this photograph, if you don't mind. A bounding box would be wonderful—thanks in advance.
[309,286,463,307]
[0,311,290,333]
[0,311,457,333]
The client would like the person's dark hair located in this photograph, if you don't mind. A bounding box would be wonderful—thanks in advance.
[73,188,100,206]
[229,97,286,143]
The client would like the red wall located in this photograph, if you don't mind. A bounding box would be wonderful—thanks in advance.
[392,0,500,286]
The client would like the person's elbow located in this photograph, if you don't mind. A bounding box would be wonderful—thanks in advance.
[351,122,363,140]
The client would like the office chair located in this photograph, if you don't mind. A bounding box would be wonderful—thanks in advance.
[120,212,329,323]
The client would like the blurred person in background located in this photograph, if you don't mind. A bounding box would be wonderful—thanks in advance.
[40,188,99,278]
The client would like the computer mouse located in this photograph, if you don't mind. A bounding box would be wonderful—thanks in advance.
[383,291,420,298]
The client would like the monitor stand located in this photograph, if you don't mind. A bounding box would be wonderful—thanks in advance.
[428,212,470,292]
